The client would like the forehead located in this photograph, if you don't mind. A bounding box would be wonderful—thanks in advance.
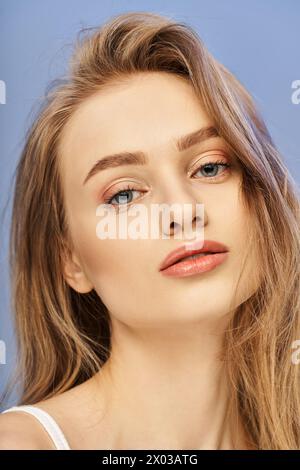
[58,72,213,183]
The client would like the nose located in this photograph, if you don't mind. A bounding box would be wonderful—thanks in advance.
[159,180,208,240]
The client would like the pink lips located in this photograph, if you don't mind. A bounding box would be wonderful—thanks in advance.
[159,239,229,278]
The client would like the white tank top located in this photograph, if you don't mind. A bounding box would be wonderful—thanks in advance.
[2,405,71,450]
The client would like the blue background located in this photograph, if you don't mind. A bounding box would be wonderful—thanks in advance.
[0,0,299,409]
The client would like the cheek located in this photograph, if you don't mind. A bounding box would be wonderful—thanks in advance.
[66,200,153,318]
[207,180,259,303]
[223,200,260,304]
[81,237,151,322]
[71,210,144,293]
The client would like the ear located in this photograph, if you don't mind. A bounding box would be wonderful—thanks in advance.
[63,250,94,294]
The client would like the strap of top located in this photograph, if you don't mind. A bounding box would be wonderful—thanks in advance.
[2,405,71,450]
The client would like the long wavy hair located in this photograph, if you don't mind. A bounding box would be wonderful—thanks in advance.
[2,12,300,449]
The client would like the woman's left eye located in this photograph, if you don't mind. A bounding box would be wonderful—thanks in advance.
[192,160,231,180]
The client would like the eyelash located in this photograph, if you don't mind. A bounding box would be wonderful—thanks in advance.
[103,159,231,206]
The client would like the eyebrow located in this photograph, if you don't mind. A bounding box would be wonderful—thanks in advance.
[82,125,219,185]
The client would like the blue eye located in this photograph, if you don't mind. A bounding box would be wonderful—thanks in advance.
[192,160,231,179]
[104,186,140,206]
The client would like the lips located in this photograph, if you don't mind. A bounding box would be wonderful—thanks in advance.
[159,239,229,272]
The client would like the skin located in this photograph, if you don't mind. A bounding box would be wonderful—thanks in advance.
[0,72,260,449]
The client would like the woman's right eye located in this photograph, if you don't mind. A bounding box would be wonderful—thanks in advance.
[104,186,141,206]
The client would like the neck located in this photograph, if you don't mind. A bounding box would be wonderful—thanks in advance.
[92,318,249,449]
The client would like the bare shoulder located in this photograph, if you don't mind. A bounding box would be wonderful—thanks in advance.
[0,374,106,450]
[0,411,55,450]
[0,389,75,450]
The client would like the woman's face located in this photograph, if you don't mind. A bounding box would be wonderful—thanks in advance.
[59,72,259,328]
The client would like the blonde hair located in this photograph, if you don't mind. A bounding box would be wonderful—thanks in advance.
[2,12,300,449]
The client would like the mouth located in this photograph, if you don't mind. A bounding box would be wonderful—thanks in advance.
[159,239,229,278]
[171,251,214,265]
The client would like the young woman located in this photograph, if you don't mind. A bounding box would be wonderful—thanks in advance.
[0,11,299,450]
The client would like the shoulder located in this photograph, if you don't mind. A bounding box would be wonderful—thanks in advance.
[0,410,55,450]
[0,375,104,450]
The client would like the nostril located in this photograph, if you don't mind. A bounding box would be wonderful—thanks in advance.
[169,221,181,231]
